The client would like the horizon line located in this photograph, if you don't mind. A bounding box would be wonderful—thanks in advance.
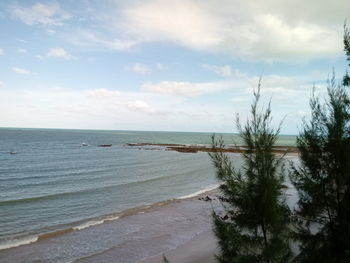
[0,126,298,136]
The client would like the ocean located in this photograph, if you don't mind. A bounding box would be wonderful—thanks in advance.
[0,128,296,261]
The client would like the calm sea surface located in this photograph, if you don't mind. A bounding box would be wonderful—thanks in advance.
[0,128,296,251]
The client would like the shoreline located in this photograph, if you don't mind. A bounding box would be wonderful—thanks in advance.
[0,187,222,263]
[74,188,222,263]
[0,185,220,254]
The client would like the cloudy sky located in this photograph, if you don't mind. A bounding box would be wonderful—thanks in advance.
[0,0,349,134]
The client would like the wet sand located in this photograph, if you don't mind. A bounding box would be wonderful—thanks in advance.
[75,190,222,263]
[140,230,217,263]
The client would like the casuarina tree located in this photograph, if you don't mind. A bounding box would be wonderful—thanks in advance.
[210,84,291,262]
[343,24,350,86]
[290,25,350,262]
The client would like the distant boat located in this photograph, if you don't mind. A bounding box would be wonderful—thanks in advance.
[9,151,17,154]
[81,143,88,146]
[98,144,112,147]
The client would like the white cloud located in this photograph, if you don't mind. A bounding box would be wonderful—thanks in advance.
[155,63,168,70]
[65,29,138,51]
[0,73,319,133]
[125,63,151,74]
[11,2,71,26]
[64,0,347,61]
[126,100,155,113]
[201,64,247,78]
[12,67,34,75]
[241,14,341,60]
[248,75,301,90]
[122,0,221,50]
[86,88,120,99]
[124,63,168,74]
[51,86,65,91]
[0,85,229,131]
[202,64,232,77]
[47,29,56,35]
[0,81,4,88]
[141,80,231,97]
[18,48,27,54]
[47,47,74,60]
[243,74,321,107]
[0,48,3,55]
[122,1,343,60]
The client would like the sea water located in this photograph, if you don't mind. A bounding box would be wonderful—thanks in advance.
[0,128,296,254]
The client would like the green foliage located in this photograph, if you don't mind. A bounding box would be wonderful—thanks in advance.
[343,24,350,86]
[210,85,291,262]
[290,25,350,262]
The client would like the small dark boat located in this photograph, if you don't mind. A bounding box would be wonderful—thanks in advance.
[98,144,112,147]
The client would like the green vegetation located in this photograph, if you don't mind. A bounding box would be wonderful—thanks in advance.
[290,25,350,262]
[210,85,291,262]
[343,25,350,86]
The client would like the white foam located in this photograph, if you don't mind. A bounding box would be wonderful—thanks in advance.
[177,184,220,199]
[0,215,122,250]
[105,215,120,222]
[0,236,38,250]
[73,215,120,231]
[73,220,105,231]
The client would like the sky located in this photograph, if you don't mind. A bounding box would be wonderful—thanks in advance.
[0,0,349,134]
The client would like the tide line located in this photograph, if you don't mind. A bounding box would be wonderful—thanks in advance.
[177,184,220,200]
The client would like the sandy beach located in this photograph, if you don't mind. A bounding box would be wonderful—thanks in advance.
[140,230,217,263]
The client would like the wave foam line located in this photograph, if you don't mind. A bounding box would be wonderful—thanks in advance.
[0,186,216,251]
[177,184,220,199]
[73,220,106,231]
[0,228,75,250]
[0,215,122,250]
[73,215,120,231]
[0,236,38,250]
